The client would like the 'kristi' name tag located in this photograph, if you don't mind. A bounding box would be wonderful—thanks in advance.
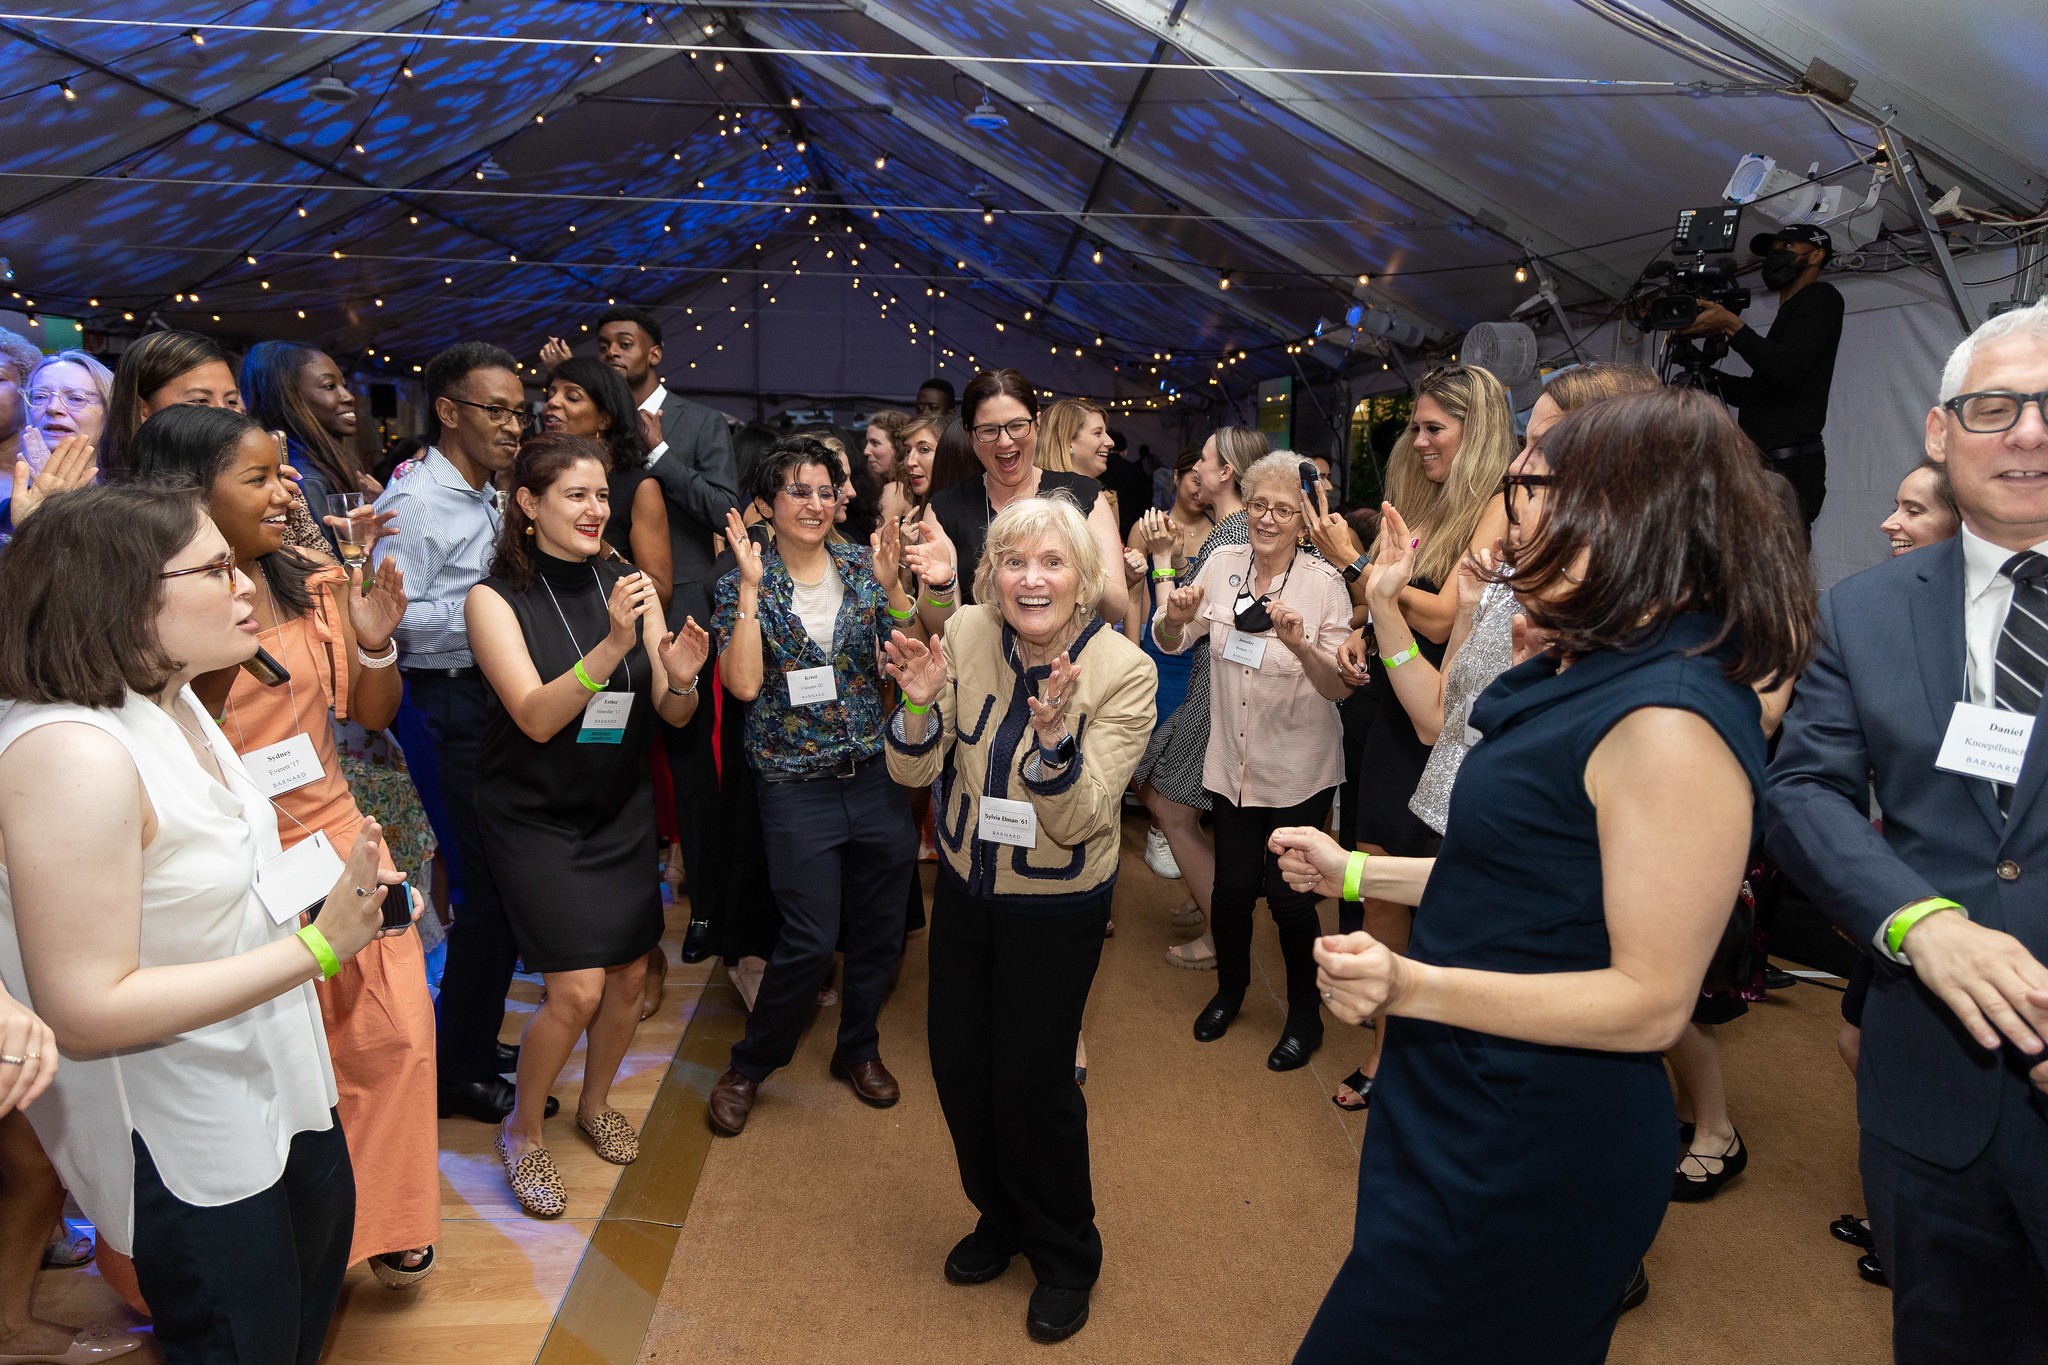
[1933,701,2034,785]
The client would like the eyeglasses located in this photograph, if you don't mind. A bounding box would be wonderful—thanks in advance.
[1942,390,2048,435]
[26,386,101,411]
[780,483,842,504]
[442,395,537,431]
[970,417,1036,446]
[160,555,238,585]
[1244,499,1301,524]
[1499,472,1555,527]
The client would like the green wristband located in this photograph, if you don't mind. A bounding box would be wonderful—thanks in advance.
[1342,850,1369,903]
[1886,897,1962,959]
[573,659,608,693]
[1381,643,1420,669]
[886,603,914,622]
[296,924,342,981]
[904,699,932,715]
[1151,567,1177,582]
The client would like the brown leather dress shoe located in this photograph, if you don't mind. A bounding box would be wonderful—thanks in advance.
[707,1067,759,1136]
[830,1054,901,1108]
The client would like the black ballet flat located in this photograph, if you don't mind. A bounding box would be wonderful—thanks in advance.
[1856,1252,1889,1288]
[1830,1214,1873,1250]
[1671,1129,1748,1202]
[1267,1029,1322,1072]
[1192,996,1240,1043]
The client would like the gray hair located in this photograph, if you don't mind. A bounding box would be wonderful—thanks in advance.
[972,492,1107,616]
[25,349,112,404]
[1939,300,2048,402]
[1240,450,1308,507]
[0,328,39,386]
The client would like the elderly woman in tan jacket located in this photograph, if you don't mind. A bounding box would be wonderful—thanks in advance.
[883,494,1155,1348]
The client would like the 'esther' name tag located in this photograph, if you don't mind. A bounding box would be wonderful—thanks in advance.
[1933,701,2033,785]
[578,692,632,744]
[977,796,1040,848]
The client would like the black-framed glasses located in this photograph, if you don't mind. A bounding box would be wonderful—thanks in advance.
[1942,390,2048,435]
[1500,472,1555,527]
[970,417,1035,446]
[442,395,537,431]
[160,555,238,585]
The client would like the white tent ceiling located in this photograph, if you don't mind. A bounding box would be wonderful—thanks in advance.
[0,0,2040,408]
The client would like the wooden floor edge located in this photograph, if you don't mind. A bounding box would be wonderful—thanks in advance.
[535,973,748,1365]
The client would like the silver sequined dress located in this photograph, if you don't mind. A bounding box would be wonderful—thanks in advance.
[1408,580,1518,835]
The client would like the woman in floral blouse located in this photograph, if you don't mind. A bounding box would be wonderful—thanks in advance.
[703,437,925,1137]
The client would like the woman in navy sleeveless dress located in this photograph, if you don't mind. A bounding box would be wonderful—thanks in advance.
[1275,390,1818,1364]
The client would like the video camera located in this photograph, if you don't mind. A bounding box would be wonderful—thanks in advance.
[1632,206,1752,332]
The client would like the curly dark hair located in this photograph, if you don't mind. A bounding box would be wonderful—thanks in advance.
[489,433,614,592]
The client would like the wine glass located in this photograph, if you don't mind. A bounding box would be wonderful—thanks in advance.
[326,492,371,568]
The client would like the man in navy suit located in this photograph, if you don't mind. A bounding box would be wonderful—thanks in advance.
[596,307,739,953]
[1768,302,2048,1362]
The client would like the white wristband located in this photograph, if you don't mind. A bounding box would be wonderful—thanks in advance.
[356,640,398,669]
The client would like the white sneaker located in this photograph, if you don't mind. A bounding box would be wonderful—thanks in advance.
[1143,828,1181,880]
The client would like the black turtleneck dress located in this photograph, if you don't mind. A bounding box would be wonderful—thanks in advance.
[476,551,664,972]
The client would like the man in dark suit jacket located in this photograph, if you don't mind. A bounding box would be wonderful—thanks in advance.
[597,306,739,952]
[1767,302,2048,1363]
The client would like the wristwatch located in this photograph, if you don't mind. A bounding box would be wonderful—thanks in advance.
[1342,554,1368,584]
[1039,732,1077,767]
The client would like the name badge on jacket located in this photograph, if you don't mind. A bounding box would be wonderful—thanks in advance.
[1221,629,1268,669]
[786,666,838,706]
[977,796,1040,848]
[1934,701,2033,785]
[579,692,632,744]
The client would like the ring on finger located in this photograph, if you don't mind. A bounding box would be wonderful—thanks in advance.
[0,1054,24,1066]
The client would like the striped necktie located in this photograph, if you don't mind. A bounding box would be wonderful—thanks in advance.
[1992,550,2048,814]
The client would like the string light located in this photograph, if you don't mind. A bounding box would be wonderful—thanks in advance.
[401,63,413,79]
[57,80,75,101]
[1218,269,1232,290]
[1514,262,1528,283]
[188,28,204,45]
[874,155,887,170]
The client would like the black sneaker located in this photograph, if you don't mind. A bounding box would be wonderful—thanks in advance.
[943,1234,1012,1285]
[1026,1283,1090,1343]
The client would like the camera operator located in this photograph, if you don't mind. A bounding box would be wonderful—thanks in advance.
[1680,224,1844,526]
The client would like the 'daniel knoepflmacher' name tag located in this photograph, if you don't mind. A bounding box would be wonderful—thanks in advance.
[1933,701,2034,785]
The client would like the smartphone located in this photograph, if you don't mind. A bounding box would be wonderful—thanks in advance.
[1298,460,1323,513]
[242,645,291,688]
[380,876,413,932]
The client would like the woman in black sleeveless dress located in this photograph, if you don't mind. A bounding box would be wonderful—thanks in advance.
[1274,390,1815,1363]
[468,435,709,1218]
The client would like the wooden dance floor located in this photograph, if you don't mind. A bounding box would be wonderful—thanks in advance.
[38,823,1892,1362]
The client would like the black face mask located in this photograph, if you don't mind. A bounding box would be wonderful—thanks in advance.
[1233,593,1275,634]
[1760,248,1805,291]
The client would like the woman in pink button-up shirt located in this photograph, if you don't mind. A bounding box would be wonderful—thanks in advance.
[1154,452,1354,1072]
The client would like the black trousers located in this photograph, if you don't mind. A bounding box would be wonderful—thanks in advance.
[1770,446,1827,527]
[130,1118,354,1365]
[928,877,1110,1290]
[406,669,520,1089]
[1862,1068,2048,1363]
[665,578,724,935]
[730,758,915,1080]
[1209,788,1335,1021]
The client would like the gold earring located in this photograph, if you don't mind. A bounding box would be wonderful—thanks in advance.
[524,524,534,535]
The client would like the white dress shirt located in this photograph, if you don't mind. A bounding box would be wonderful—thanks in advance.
[1960,524,2048,705]
[641,384,669,467]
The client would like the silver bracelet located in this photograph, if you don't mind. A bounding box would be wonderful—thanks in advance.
[356,640,398,669]
[667,675,699,696]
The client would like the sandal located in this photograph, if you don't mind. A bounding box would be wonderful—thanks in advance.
[1168,899,1205,928]
[369,1245,436,1288]
[41,1219,93,1269]
[497,1128,567,1217]
[1671,1129,1747,1202]
[577,1106,641,1165]
[1333,1068,1373,1112]
[1164,932,1216,971]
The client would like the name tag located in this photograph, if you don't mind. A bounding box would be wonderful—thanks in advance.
[787,666,838,706]
[1221,629,1267,669]
[977,796,1040,848]
[254,830,346,927]
[1460,696,1483,748]
[1934,701,2034,785]
[242,732,324,799]
[579,692,633,744]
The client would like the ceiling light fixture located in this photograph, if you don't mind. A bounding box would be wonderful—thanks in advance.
[307,65,359,106]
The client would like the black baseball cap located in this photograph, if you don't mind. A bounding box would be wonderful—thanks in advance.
[1749,223,1834,259]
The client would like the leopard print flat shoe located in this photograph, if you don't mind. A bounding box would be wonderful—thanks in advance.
[577,1106,641,1165]
[497,1128,567,1217]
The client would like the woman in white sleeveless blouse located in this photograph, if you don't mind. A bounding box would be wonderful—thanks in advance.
[0,484,398,1365]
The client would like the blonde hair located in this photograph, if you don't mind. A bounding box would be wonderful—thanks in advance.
[972,493,1107,618]
[1210,425,1269,488]
[25,349,113,404]
[1035,398,1106,474]
[1382,365,1517,586]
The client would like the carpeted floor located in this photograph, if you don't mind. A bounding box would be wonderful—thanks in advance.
[640,821,1893,1363]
